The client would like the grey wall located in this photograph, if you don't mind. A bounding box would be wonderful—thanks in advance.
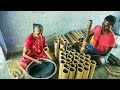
[0,29,7,58]
[0,11,119,52]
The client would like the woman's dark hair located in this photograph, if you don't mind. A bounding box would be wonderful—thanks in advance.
[105,15,116,27]
[33,23,43,32]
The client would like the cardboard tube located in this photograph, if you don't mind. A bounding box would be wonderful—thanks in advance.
[66,34,76,44]
[71,31,80,41]
[43,47,56,61]
[77,63,84,68]
[54,40,59,60]
[78,31,84,37]
[61,35,70,46]
[55,36,59,40]
[70,63,76,68]
[58,59,66,79]
[66,50,70,57]
[69,67,76,79]
[63,63,70,70]
[59,55,66,62]
[60,41,65,49]
[61,52,66,57]
[75,67,84,79]
[74,30,83,38]
[70,33,78,41]
[80,52,85,57]
[58,35,64,42]
[66,58,72,64]
[88,60,96,79]
[67,54,73,60]
[74,52,80,57]
[84,62,91,69]
[85,58,91,63]
[82,66,90,79]
[79,59,84,65]
[58,48,65,62]
[80,55,85,60]
[61,68,69,79]
[73,59,79,65]
[85,54,91,60]
[74,56,80,61]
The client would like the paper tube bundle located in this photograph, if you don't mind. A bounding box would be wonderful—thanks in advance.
[69,67,76,79]
[61,35,70,45]
[61,68,69,79]
[75,67,84,79]
[58,59,66,79]
[54,40,59,60]
[43,47,56,62]
[58,48,65,62]
[82,66,90,79]
[88,60,96,79]
[74,30,83,38]
[78,31,84,37]
[69,33,77,42]
[71,31,80,41]
[66,34,76,44]
[70,32,78,42]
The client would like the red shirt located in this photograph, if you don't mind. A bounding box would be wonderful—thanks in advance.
[24,34,46,50]
[92,25,116,52]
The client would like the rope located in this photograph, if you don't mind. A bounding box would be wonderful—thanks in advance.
[7,60,29,79]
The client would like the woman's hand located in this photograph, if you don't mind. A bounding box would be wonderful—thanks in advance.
[35,60,42,64]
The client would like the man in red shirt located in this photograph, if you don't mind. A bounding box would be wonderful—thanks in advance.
[19,23,48,69]
[85,15,116,65]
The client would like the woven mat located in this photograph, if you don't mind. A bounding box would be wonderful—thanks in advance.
[7,60,30,79]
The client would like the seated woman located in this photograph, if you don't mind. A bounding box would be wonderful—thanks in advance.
[75,15,116,65]
[19,23,48,69]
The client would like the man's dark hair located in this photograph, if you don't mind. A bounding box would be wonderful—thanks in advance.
[105,15,116,27]
[33,23,43,32]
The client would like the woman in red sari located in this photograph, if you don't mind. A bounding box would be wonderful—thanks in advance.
[19,23,48,69]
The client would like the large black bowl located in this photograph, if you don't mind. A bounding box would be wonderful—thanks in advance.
[26,58,57,79]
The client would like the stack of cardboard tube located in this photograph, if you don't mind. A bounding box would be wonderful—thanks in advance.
[53,30,96,79]
[58,49,96,79]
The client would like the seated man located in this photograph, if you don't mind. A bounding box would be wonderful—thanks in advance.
[76,15,116,65]
[19,23,49,69]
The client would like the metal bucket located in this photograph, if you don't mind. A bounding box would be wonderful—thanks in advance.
[26,58,57,79]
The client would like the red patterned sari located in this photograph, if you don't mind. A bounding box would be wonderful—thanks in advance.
[19,34,48,69]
